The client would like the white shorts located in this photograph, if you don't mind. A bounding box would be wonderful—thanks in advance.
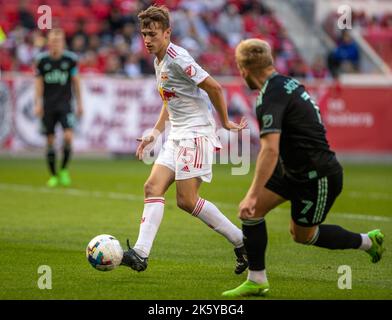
[155,136,220,183]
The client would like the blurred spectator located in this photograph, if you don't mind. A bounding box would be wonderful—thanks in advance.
[171,7,209,48]
[105,54,125,75]
[98,20,114,46]
[179,0,207,14]
[1,0,319,78]
[74,20,89,46]
[216,4,244,48]
[16,30,44,72]
[108,6,124,33]
[288,58,308,78]
[309,55,330,80]
[79,50,103,74]
[18,0,35,30]
[328,31,360,78]
[124,53,142,78]
[71,34,87,57]
[87,34,102,52]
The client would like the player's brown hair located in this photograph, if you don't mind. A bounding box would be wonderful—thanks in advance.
[138,5,170,30]
[235,39,274,71]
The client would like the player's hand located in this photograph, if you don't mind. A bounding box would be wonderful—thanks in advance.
[238,194,258,219]
[136,135,155,160]
[223,117,248,131]
[34,105,43,118]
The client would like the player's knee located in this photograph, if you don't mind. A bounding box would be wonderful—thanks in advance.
[290,230,313,244]
[64,137,72,145]
[47,135,55,146]
[63,133,73,145]
[291,234,307,244]
[144,181,162,198]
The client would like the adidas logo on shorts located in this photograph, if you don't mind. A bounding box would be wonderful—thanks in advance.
[181,165,190,172]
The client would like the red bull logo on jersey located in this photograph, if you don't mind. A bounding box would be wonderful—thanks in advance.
[159,87,177,103]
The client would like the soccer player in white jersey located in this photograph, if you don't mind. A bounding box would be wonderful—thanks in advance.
[121,5,248,274]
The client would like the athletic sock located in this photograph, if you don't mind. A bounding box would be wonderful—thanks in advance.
[134,197,165,257]
[61,143,72,169]
[359,233,372,251]
[242,218,267,270]
[192,198,243,248]
[248,269,268,284]
[46,146,56,176]
[311,225,362,249]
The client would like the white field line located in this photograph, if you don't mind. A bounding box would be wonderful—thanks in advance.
[348,191,392,201]
[0,183,391,223]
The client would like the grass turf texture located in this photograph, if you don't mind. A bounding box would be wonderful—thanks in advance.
[0,157,391,300]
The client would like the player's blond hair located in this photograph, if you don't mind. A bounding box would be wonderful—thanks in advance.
[235,39,273,72]
[138,5,170,30]
[47,28,65,39]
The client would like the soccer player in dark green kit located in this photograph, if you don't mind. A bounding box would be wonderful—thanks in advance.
[34,28,83,187]
[222,39,385,297]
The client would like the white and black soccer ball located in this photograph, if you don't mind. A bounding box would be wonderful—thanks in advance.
[86,234,124,271]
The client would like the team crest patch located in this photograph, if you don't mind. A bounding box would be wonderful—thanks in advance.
[161,72,169,81]
[44,63,51,71]
[185,65,196,77]
[262,114,273,128]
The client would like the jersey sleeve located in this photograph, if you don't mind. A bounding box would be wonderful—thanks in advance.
[34,56,44,77]
[70,63,78,77]
[257,86,289,137]
[172,54,209,85]
[69,53,79,77]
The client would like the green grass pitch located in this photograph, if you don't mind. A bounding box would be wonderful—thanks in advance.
[0,157,391,300]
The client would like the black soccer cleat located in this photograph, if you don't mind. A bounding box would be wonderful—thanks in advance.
[234,246,248,274]
[121,239,148,272]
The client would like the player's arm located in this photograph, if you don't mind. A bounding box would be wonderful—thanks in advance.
[250,133,281,198]
[239,82,287,218]
[71,73,83,117]
[136,105,169,160]
[34,76,44,117]
[239,133,280,219]
[198,76,247,130]
[153,104,169,135]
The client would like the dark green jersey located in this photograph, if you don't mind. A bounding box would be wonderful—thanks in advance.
[35,50,78,111]
[256,73,342,182]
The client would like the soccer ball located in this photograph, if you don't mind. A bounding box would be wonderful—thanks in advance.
[86,234,124,271]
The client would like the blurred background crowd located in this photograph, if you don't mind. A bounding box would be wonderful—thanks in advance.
[0,0,391,79]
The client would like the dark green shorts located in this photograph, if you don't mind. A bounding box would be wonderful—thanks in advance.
[266,168,343,227]
[41,109,75,135]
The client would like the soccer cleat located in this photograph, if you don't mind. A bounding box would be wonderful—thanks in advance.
[366,229,385,263]
[121,239,148,272]
[59,169,71,186]
[222,280,269,298]
[46,176,58,188]
[234,246,248,274]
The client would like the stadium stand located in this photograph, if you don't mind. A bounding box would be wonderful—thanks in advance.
[323,8,392,71]
[0,0,311,77]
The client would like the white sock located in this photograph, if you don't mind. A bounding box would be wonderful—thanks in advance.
[247,270,268,284]
[134,197,165,257]
[192,198,243,248]
[359,233,372,251]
